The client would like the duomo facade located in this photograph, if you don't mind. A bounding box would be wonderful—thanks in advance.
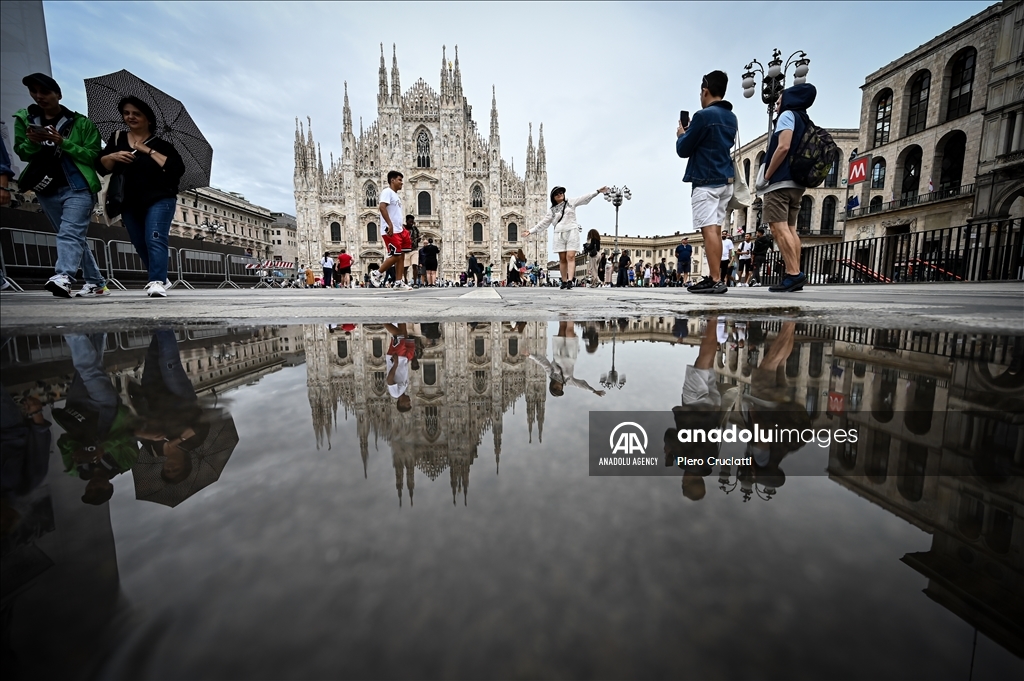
[293,45,550,278]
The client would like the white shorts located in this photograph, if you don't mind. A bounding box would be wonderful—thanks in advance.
[682,365,721,407]
[691,184,734,229]
[552,227,581,253]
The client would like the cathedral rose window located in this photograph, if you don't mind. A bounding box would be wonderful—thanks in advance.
[416,130,431,167]
[365,183,378,208]
[472,185,484,208]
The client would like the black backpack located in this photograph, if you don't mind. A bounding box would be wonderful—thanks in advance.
[788,112,840,188]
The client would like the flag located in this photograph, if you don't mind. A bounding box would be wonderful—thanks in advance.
[847,196,860,210]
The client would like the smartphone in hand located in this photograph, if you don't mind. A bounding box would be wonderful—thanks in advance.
[680,110,690,129]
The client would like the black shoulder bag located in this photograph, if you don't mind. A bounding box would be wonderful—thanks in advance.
[104,132,127,219]
[19,114,75,195]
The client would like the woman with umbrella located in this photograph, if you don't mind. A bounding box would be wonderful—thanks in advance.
[98,97,184,298]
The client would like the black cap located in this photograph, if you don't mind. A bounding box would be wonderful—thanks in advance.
[23,72,61,96]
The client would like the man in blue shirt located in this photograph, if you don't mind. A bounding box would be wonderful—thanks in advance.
[676,70,738,295]
[674,237,693,286]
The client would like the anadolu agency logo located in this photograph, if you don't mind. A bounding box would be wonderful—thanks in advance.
[609,422,648,455]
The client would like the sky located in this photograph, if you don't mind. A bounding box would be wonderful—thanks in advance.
[41,0,991,244]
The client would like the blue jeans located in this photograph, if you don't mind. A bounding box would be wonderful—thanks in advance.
[65,334,118,438]
[37,186,106,286]
[122,197,176,282]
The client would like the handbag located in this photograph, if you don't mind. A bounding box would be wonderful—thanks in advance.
[101,132,126,222]
[727,124,751,212]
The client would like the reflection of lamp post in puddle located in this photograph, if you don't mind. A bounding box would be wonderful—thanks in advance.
[600,326,627,391]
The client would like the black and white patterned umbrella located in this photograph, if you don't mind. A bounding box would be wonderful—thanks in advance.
[84,69,212,191]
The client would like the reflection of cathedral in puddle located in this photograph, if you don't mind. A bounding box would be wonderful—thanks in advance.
[303,322,548,505]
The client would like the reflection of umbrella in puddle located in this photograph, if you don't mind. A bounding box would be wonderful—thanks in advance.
[132,412,238,507]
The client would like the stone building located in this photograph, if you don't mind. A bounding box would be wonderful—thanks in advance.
[302,321,549,505]
[597,232,709,279]
[733,129,859,243]
[269,212,298,265]
[846,0,1023,241]
[170,186,274,258]
[294,45,549,282]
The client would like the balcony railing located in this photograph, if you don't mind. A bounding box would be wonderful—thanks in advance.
[845,183,975,219]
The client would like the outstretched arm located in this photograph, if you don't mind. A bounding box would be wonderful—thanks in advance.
[571,187,608,208]
[523,210,553,238]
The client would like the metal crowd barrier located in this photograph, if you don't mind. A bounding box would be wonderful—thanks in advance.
[0,228,107,291]
[225,254,263,289]
[105,239,178,290]
[176,249,228,289]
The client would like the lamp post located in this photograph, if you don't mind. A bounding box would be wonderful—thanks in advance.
[603,185,632,257]
[195,219,224,242]
[599,325,627,391]
[741,49,811,138]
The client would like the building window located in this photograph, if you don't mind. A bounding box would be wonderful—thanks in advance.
[869,196,884,213]
[365,183,378,208]
[418,191,431,216]
[474,337,485,357]
[507,222,518,242]
[900,146,922,200]
[471,185,484,208]
[946,49,976,122]
[820,196,837,234]
[906,71,930,134]
[938,131,967,193]
[508,338,518,357]
[416,130,431,167]
[824,156,839,188]
[797,195,813,232]
[330,221,341,242]
[367,221,378,242]
[873,89,893,147]
[336,339,348,359]
[472,222,483,243]
[871,159,886,189]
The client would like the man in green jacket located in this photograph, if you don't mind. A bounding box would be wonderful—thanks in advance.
[14,73,108,298]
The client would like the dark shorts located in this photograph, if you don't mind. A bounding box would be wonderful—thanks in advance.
[423,261,438,272]
[337,267,351,276]
[738,259,752,273]
[763,187,805,225]
[677,259,691,273]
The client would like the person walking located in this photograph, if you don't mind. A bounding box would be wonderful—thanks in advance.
[336,248,353,288]
[403,215,419,285]
[658,258,668,287]
[370,171,410,289]
[98,96,186,298]
[14,73,108,298]
[468,254,483,286]
[750,226,772,286]
[675,237,693,286]
[756,84,817,292]
[422,238,440,286]
[643,263,652,287]
[719,231,735,285]
[675,70,738,294]
[737,232,753,285]
[599,251,609,287]
[320,252,334,288]
[583,229,601,287]
[523,185,609,290]
[617,249,631,287]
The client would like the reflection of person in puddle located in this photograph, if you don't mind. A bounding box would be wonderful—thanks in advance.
[666,315,732,500]
[131,329,209,485]
[523,321,605,397]
[1,391,52,533]
[384,323,415,412]
[52,334,138,505]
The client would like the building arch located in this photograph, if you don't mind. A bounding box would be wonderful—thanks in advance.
[824,156,839,188]
[870,195,884,213]
[872,88,894,148]
[330,221,341,242]
[944,47,977,122]
[507,222,518,242]
[995,187,1024,218]
[364,182,378,208]
[418,191,432,216]
[871,159,887,189]
[366,221,378,243]
[904,69,931,135]
[472,222,484,243]
[934,130,967,195]
[820,196,837,234]
[895,144,923,201]
[743,158,751,186]
[415,128,432,168]
[796,195,813,232]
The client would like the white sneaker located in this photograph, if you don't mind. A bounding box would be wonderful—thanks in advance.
[75,283,111,298]
[393,280,411,290]
[369,270,382,288]
[146,281,167,297]
[45,274,73,298]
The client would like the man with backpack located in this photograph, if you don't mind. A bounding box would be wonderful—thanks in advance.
[750,226,772,286]
[757,83,832,293]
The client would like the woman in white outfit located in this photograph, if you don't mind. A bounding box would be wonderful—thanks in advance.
[523,185,608,290]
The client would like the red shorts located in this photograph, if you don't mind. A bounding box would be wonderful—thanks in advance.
[387,337,416,360]
[383,230,412,256]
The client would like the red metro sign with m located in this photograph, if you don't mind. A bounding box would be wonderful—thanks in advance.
[848,156,870,185]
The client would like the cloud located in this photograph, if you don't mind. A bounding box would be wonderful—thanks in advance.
[42,0,990,251]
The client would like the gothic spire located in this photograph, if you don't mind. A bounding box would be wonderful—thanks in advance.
[378,43,389,104]
[453,45,463,100]
[537,123,546,171]
[390,44,401,103]
[489,86,499,145]
[526,123,536,176]
[440,45,450,101]
[343,81,352,136]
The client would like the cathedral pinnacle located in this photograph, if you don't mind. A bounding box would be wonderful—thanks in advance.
[526,122,536,177]
[453,45,463,100]
[391,44,401,103]
[489,85,499,145]
[537,122,546,171]
[378,42,389,104]
[440,45,450,102]
[343,81,352,136]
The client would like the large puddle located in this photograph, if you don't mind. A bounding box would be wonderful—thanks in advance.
[2,319,1021,679]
